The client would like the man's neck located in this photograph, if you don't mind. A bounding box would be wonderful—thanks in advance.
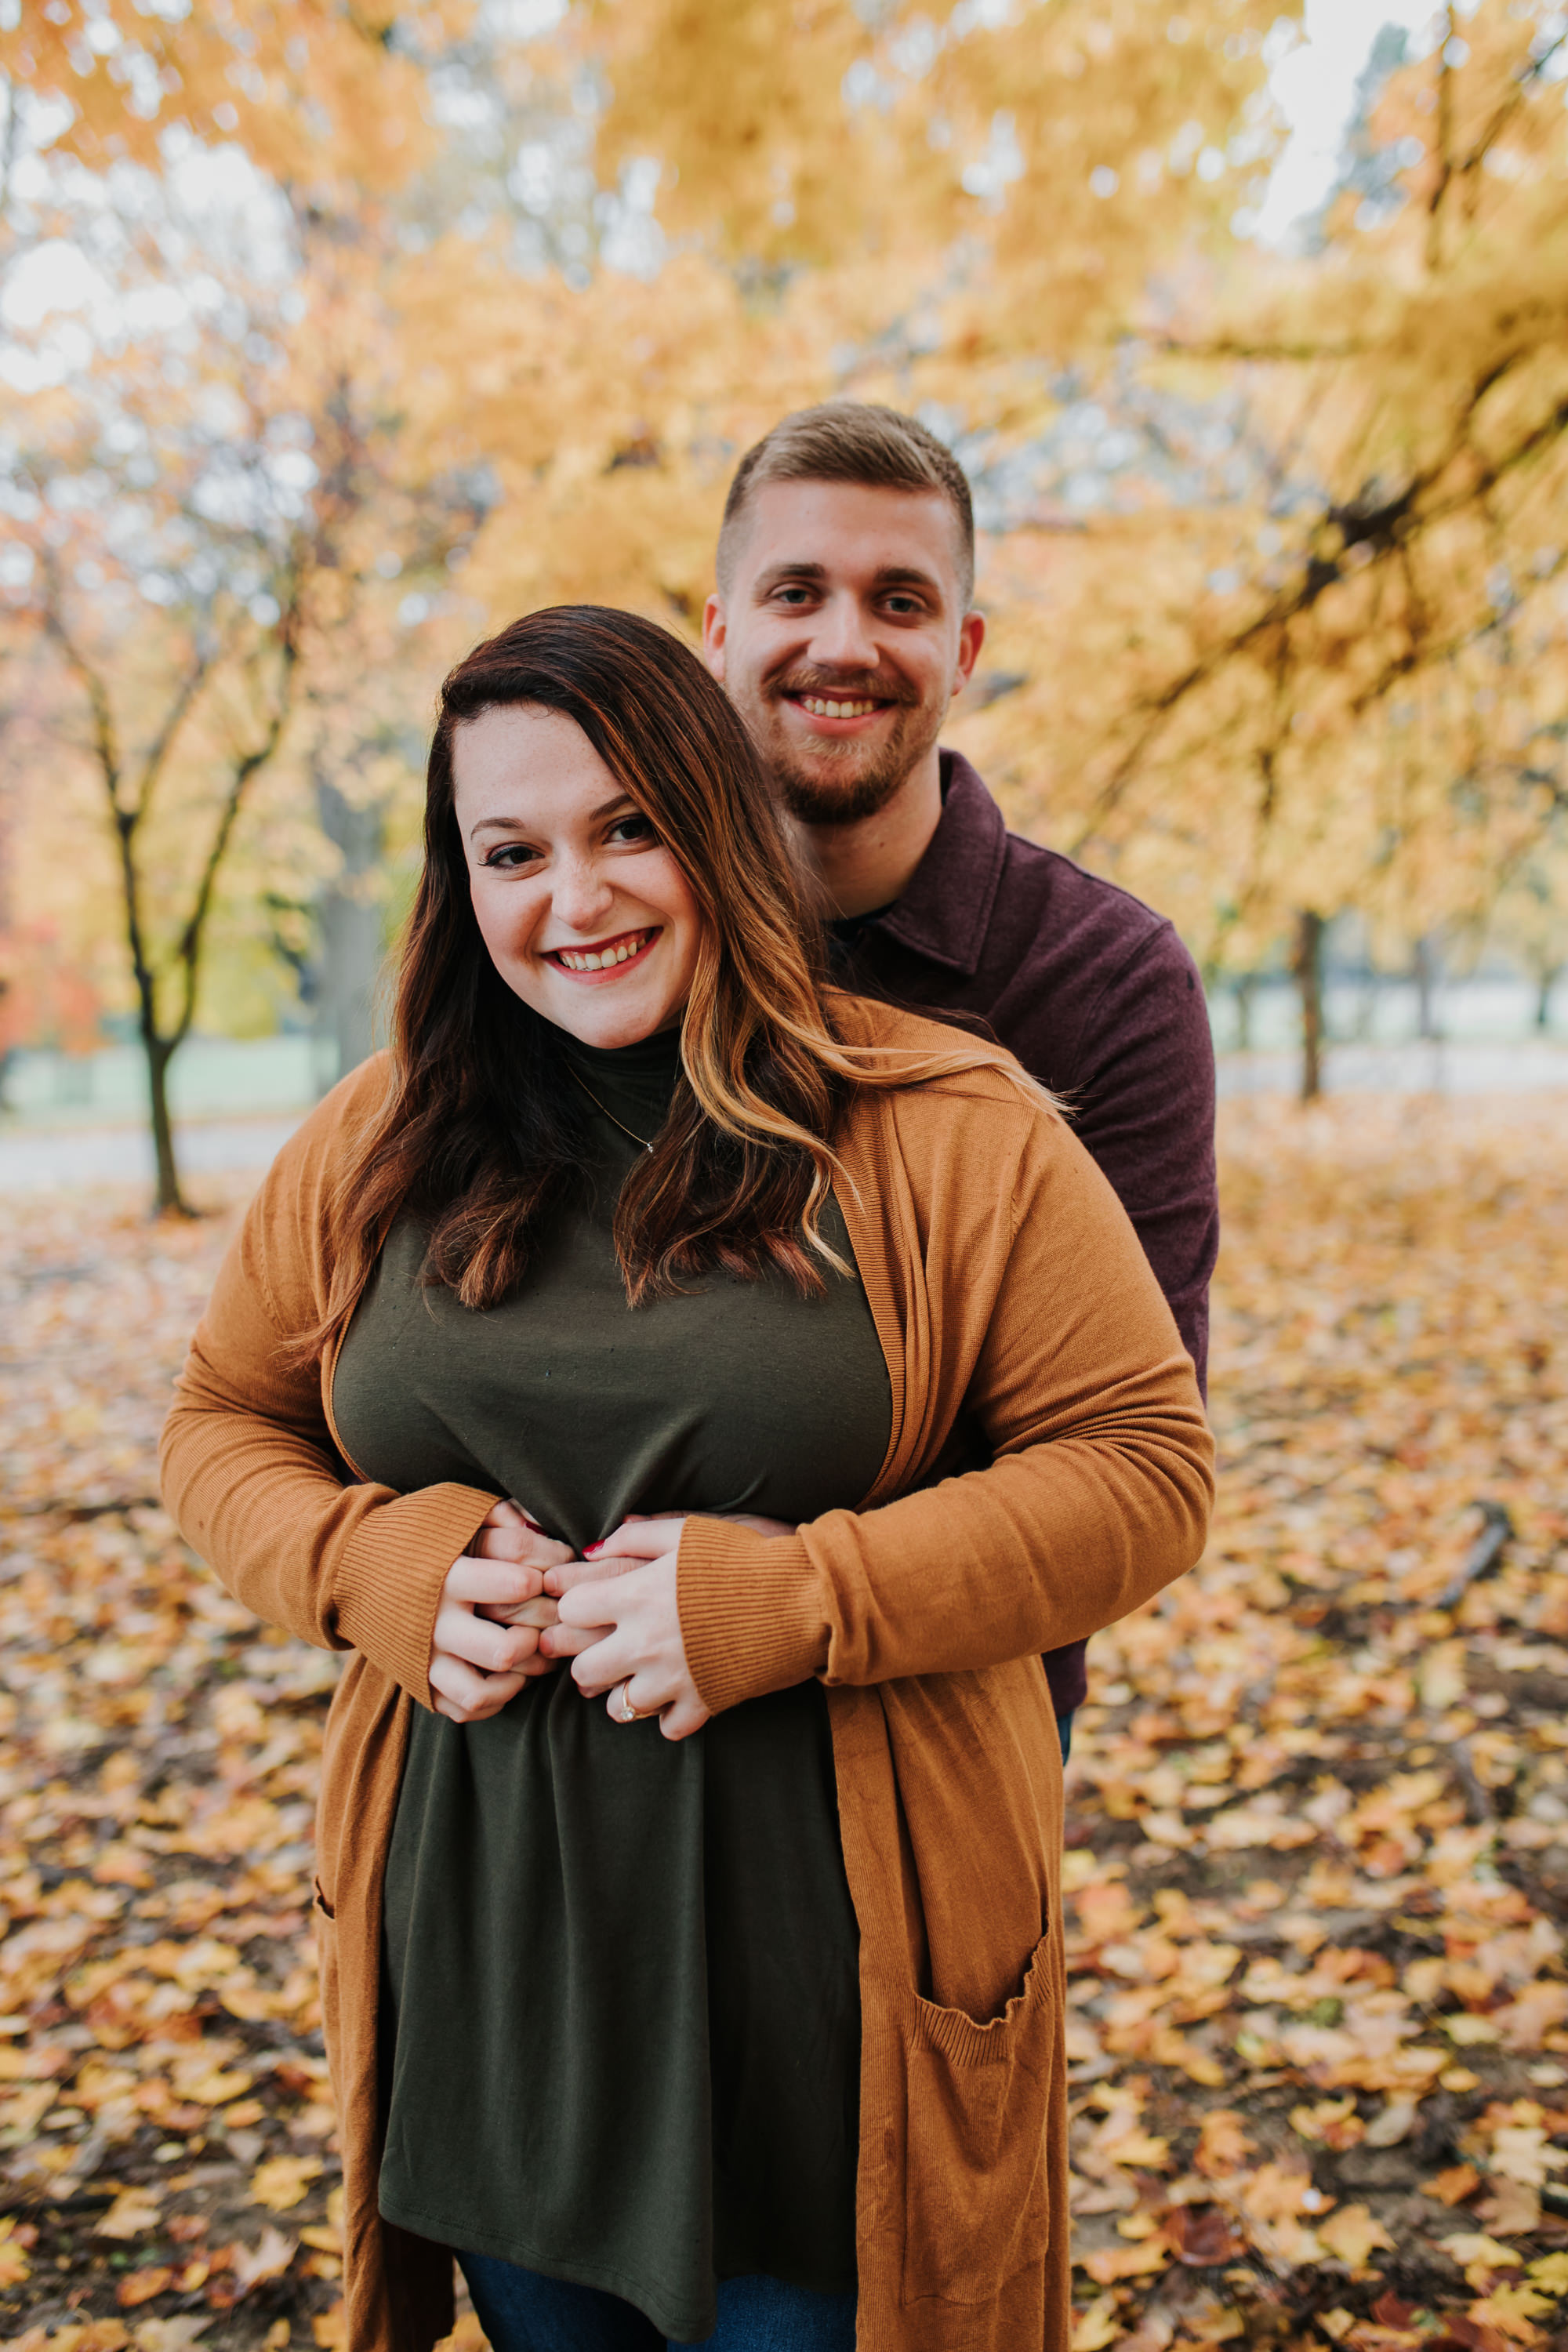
[792,746,944,920]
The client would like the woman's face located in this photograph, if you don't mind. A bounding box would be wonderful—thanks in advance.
[452,704,705,1049]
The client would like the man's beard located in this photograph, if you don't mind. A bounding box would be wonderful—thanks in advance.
[755,677,943,828]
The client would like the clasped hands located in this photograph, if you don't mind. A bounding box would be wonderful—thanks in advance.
[428,1498,790,1740]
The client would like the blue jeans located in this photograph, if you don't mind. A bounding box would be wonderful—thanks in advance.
[1058,1709,1075,1765]
[457,2254,858,2351]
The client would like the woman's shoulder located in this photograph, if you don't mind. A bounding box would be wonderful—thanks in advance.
[244,1054,396,1245]
[276,1051,394,1175]
[829,989,1065,1127]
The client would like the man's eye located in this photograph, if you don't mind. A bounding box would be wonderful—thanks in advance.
[771,586,814,605]
[884,594,923,616]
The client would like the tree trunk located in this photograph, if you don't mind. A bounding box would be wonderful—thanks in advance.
[140,1022,190,1218]
[314,778,388,1088]
[1414,933,1442,1041]
[1294,909,1325,1102]
[1235,971,1256,1052]
[1537,966,1560,1032]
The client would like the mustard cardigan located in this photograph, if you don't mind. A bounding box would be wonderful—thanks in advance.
[159,999,1214,2352]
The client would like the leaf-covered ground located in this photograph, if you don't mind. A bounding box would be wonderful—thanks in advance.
[2,1094,1568,2350]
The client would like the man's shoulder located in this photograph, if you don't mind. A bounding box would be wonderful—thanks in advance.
[995,825,1178,964]
[932,750,1186,981]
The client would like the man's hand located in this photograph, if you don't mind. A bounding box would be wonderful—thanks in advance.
[430,1499,572,1726]
[543,1515,710,1741]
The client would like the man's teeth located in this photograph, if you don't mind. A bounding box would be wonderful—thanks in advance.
[556,932,651,972]
[800,696,880,719]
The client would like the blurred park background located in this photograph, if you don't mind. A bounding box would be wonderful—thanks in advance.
[4,0,1568,1201]
[10,4,1568,2348]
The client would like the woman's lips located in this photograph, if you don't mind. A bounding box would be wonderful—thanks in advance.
[545,927,659,978]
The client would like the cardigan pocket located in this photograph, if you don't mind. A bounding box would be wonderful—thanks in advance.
[901,1933,1054,2305]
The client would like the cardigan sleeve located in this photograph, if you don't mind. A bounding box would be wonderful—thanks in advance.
[158,1083,499,1708]
[677,1103,1215,1714]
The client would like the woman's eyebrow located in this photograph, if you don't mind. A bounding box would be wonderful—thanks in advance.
[469,815,532,837]
[468,793,634,840]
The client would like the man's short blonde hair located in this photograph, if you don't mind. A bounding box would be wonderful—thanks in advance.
[717,403,975,608]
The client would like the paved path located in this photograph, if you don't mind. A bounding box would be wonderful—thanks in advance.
[0,1115,306,1192]
[1217,1040,1568,1098]
[2,1040,1567,1190]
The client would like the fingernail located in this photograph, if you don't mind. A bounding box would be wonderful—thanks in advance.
[584,1541,603,1555]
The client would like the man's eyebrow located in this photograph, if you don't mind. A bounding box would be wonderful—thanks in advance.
[751,559,943,594]
[753,560,828,590]
[873,564,942,591]
[468,792,635,840]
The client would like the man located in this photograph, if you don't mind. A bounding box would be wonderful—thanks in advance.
[703,402,1218,1754]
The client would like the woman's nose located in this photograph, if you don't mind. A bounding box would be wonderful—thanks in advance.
[550,855,617,933]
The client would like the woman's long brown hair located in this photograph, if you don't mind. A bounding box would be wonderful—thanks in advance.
[307,604,1050,1355]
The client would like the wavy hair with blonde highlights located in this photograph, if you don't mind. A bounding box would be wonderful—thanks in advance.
[306,604,1048,1356]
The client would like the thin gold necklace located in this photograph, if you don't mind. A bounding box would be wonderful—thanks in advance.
[568,1065,655,1154]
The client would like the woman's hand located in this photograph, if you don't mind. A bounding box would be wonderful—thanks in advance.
[430,1500,573,1726]
[543,1516,710,1741]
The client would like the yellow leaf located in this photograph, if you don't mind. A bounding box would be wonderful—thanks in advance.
[183,2068,254,2106]
[230,2227,297,2294]
[249,2154,323,2213]
[1471,2286,1557,2341]
[1072,2296,1122,2352]
[1527,2253,1568,2293]
[1316,2204,1396,2269]
[1447,2014,1503,2046]
[1080,2235,1172,2283]
[1442,2234,1524,2268]
[1196,2109,1255,2176]
[95,2190,164,2241]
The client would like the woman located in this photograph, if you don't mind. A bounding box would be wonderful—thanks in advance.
[160,607,1212,2352]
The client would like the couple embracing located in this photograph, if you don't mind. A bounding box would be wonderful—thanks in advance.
[161,405,1218,2352]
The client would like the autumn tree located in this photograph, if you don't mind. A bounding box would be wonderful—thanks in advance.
[2,170,484,1207]
[944,0,1568,1091]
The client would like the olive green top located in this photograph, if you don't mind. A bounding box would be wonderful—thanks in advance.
[332,1029,891,2343]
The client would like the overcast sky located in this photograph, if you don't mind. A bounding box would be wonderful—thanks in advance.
[1254,0,1450,241]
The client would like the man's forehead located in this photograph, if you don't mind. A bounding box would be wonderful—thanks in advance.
[738,477,964,586]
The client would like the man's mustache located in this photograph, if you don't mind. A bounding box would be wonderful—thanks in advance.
[766,669,918,706]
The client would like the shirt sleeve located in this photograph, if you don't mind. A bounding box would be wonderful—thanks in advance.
[158,1098,499,1708]
[677,1107,1215,1713]
[1068,920,1218,1396]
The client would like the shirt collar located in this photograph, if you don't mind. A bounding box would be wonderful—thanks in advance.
[869,749,1007,978]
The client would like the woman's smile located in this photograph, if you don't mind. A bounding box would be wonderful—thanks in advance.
[545,925,662,978]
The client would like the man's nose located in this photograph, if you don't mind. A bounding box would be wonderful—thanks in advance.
[808,591,880,673]
[550,855,617,933]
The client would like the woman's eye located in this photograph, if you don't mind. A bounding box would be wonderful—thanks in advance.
[484,844,541,869]
[608,815,656,845]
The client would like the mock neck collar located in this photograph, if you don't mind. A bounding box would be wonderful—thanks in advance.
[560,1026,682,1084]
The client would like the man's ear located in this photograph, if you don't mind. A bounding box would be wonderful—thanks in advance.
[951,608,985,697]
[701,593,727,681]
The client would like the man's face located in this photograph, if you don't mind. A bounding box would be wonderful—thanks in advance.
[703,480,984,826]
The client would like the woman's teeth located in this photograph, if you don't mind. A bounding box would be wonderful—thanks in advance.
[554,931,652,972]
[801,697,880,719]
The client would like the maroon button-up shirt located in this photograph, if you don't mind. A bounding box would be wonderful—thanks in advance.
[832,751,1219,1715]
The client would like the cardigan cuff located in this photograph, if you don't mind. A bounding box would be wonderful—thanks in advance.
[334,1483,499,1708]
[677,1519,828,1715]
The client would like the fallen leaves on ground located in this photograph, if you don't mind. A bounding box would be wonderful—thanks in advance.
[1065,1095,1568,2348]
[3,1095,1568,2344]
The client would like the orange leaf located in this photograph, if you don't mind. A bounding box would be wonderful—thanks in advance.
[116,2265,175,2307]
